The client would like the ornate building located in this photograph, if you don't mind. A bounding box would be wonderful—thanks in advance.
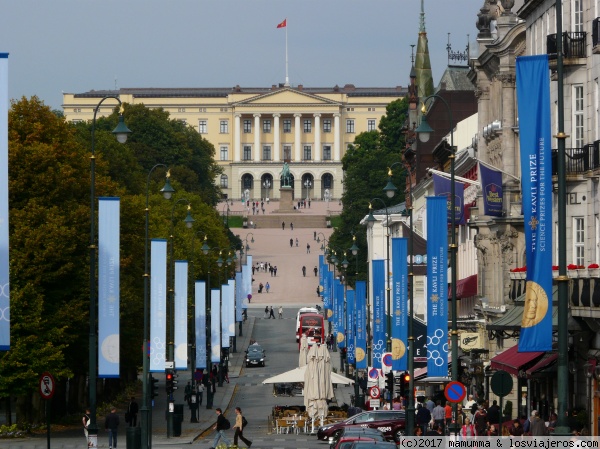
[62,85,406,201]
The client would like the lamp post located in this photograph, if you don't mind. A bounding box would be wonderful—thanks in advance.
[341,253,350,377]
[383,161,415,435]
[304,179,312,202]
[199,237,214,409]
[416,94,458,433]
[365,198,392,354]
[263,179,271,201]
[349,235,361,406]
[142,165,174,449]
[88,96,131,448]
[222,203,230,227]
[167,199,194,438]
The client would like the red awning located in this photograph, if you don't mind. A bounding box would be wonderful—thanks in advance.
[490,345,544,376]
[449,274,478,299]
[525,353,558,375]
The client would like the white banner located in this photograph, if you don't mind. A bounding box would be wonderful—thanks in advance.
[174,260,188,370]
[150,239,167,372]
[210,289,221,364]
[0,53,9,350]
[195,281,206,369]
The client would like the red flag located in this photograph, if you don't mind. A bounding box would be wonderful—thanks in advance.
[277,19,287,28]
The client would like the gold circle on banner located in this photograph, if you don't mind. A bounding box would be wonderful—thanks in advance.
[356,347,365,362]
[327,309,333,318]
[391,338,406,360]
[521,281,548,328]
[337,333,345,343]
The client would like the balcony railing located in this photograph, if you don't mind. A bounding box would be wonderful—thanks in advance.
[547,31,587,59]
[594,18,600,53]
[551,143,600,175]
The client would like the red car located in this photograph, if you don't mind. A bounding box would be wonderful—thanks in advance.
[317,410,406,444]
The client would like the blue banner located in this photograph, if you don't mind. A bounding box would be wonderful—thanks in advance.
[336,279,345,348]
[391,238,408,371]
[432,173,465,225]
[479,163,503,216]
[98,198,120,378]
[323,269,332,320]
[195,281,206,369]
[355,281,367,369]
[331,276,338,335]
[516,55,553,352]
[0,54,9,351]
[174,260,188,370]
[347,289,355,365]
[221,283,230,348]
[372,259,386,369]
[210,289,221,364]
[150,239,167,372]
[319,255,324,292]
[426,197,449,377]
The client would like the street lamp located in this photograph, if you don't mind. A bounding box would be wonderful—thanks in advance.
[88,96,130,448]
[365,198,392,355]
[141,165,174,449]
[348,234,361,406]
[341,252,350,377]
[304,179,312,202]
[416,94,458,433]
[383,161,416,435]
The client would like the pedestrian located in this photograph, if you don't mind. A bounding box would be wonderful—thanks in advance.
[184,381,192,402]
[314,266,318,276]
[265,282,270,293]
[432,400,445,433]
[104,406,120,449]
[222,364,229,383]
[529,410,549,436]
[258,282,264,293]
[127,396,138,427]
[82,408,90,443]
[278,305,283,318]
[210,408,232,449]
[211,365,218,393]
[197,382,204,405]
[264,306,269,318]
[316,285,320,297]
[307,243,310,253]
[308,199,311,208]
[295,238,299,247]
[290,238,293,248]
[460,417,477,439]
[291,222,294,231]
[269,266,274,276]
[269,306,275,319]
[282,221,285,230]
[302,266,306,277]
[233,407,252,448]
[274,266,277,276]
[314,231,317,240]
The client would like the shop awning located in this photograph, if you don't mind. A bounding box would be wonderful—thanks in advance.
[449,274,478,299]
[489,345,544,376]
[525,353,558,376]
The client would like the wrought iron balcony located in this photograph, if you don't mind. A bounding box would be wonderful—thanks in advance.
[547,31,587,60]
[551,143,600,175]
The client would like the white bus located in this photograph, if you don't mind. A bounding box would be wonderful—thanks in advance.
[295,307,319,342]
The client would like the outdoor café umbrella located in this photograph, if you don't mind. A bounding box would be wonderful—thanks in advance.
[299,334,309,367]
[304,343,334,433]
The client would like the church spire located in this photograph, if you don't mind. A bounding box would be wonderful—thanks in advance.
[415,0,434,98]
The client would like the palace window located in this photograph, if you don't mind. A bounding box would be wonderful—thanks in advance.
[220,146,229,161]
[367,119,376,131]
[346,119,355,133]
[199,120,208,134]
[243,145,252,160]
[303,145,312,160]
[323,119,331,133]
[263,145,272,161]
[283,119,292,133]
[243,119,252,133]
[323,145,332,160]
[304,119,312,133]
[220,175,228,188]
[263,120,272,133]
[220,120,229,134]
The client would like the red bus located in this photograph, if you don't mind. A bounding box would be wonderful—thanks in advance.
[298,313,325,348]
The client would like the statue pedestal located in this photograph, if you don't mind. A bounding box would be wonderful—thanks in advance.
[276,187,297,212]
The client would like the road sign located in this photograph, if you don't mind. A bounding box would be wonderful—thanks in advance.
[381,352,392,374]
[491,370,513,397]
[368,367,380,380]
[444,381,467,404]
[370,398,381,409]
[369,386,380,399]
[39,372,56,400]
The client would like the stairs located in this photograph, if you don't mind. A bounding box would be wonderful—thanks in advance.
[244,214,328,229]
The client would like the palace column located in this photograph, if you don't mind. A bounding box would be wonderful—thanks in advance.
[273,113,281,162]
[294,113,302,162]
[314,113,321,162]
[333,113,341,161]
[234,113,241,162]
[254,113,261,162]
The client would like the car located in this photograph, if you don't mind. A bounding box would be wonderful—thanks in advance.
[245,344,266,367]
[348,442,398,449]
[317,410,406,444]
[330,427,385,449]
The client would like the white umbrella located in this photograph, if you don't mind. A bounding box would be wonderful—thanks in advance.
[304,343,334,433]
[261,366,354,385]
[299,334,309,367]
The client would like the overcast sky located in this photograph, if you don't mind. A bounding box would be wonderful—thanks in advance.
[1,0,479,111]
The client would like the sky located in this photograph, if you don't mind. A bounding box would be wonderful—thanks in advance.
[1,0,479,111]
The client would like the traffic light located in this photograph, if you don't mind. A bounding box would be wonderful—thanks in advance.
[385,371,394,392]
[166,369,174,393]
[150,375,159,399]
[399,372,405,396]
[400,371,410,396]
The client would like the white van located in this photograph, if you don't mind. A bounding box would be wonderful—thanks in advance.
[295,307,319,342]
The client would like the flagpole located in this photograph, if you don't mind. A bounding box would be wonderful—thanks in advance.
[285,23,289,86]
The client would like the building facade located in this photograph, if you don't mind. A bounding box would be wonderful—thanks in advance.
[63,85,406,202]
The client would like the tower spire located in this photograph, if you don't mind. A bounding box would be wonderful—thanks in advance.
[419,0,426,33]
[415,0,434,98]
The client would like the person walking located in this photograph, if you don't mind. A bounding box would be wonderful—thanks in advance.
[290,222,294,231]
[282,221,285,230]
[233,407,252,448]
[302,266,306,277]
[269,306,275,319]
[127,397,139,427]
[529,410,549,436]
[273,266,278,276]
[314,266,318,276]
[197,382,204,405]
[265,281,270,293]
[82,408,90,444]
[210,408,232,449]
[104,406,120,449]
[264,306,269,318]
[278,305,283,318]
[295,238,299,247]
[290,238,293,248]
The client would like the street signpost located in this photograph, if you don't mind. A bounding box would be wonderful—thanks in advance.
[444,381,467,404]
[39,372,56,449]
[491,370,513,430]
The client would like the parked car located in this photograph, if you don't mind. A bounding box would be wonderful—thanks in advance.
[349,442,398,449]
[331,428,385,449]
[245,344,266,367]
[317,410,406,444]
